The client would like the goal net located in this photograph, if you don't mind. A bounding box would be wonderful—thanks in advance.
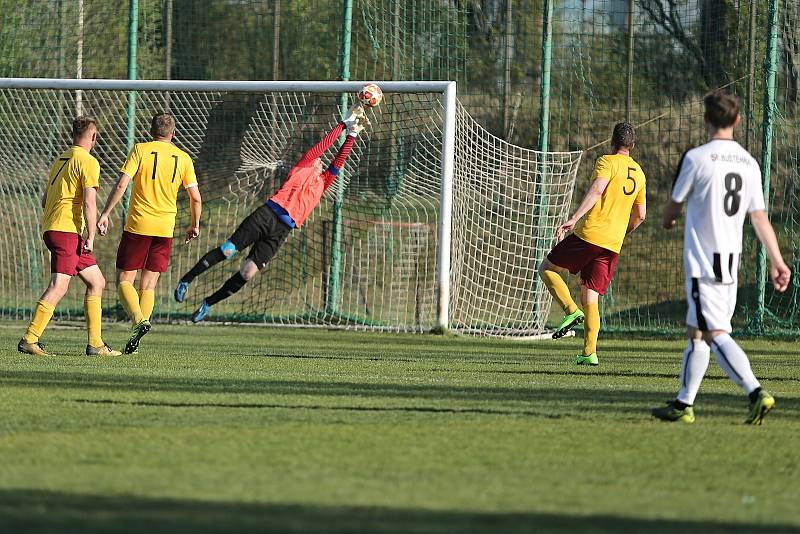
[0,79,582,336]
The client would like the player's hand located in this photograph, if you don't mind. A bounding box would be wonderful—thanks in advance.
[185,226,200,244]
[662,217,677,230]
[97,214,109,236]
[347,115,370,136]
[83,238,94,253]
[342,102,365,129]
[555,219,576,241]
[770,262,791,292]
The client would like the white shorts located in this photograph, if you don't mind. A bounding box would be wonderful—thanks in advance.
[685,277,737,333]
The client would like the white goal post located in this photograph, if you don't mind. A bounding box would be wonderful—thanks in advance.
[0,78,581,336]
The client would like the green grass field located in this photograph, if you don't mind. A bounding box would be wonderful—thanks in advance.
[1,322,798,533]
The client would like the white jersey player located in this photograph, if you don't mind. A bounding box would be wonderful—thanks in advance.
[652,90,791,425]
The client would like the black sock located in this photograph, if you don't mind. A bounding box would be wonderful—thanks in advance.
[205,272,248,306]
[674,400,690,410]
[181,248,226,283]
[748,387,762,403]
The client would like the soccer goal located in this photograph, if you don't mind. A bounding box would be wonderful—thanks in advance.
[0,78,582,337]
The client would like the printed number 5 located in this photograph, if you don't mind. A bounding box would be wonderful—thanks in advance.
[623,167,636,195]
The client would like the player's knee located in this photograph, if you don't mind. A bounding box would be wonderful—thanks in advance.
[220,240,237,259]
[92,274,106,293]
[239,261,260,281]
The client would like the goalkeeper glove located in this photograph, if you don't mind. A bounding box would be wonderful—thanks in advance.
[347,114,370,137]
[342,102,365,130]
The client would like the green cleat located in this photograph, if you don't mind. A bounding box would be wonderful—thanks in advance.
[574,352,599,366]
[124,319,151,355]
[552,308,584,339]
[651,401,695,423]
[744,390,775,426]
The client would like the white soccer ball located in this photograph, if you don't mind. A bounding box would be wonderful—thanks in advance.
[358,83,383,107]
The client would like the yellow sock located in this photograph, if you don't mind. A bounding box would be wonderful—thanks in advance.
[84,295,103,348]
[139,289,155,321]
[24,300,55,343]
[540,269,578,314]
[118,281,144,324]
[583,302,600,356]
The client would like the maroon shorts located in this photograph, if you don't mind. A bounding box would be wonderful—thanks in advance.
[116,231,173,273]
[547,234,619,295]
[43,230,97,276]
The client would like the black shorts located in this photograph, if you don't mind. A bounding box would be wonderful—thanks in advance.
[229,204,292,269]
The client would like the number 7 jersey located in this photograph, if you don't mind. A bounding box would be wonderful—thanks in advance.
[121,140,198,238]
[671,139,765,284]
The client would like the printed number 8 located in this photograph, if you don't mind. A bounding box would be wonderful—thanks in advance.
[723,172,742,216]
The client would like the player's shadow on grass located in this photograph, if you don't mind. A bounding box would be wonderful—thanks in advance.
[461,366,800,384]
[4,371,799,417]
[0,489,798,534]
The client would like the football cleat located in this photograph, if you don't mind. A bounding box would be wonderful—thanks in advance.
[174,281,189,303]
[744,390,775,426]
[17,339,49,356]
[651,401,695,423]
[192,300,210,323]
[574,352,599,366]
[552,308,585,339]
[86,344,122,357]
[124,319,151,355]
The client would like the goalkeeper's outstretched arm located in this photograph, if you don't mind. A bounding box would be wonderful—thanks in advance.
[296,123,346,166]
[322,130,359,190]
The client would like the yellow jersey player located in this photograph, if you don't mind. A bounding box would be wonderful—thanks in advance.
[18,116,121,356]
[539,122,647,365]
[98,113,202,354]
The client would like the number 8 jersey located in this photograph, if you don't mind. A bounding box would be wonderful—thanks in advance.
[671,139,765,284]
[121,140,198,238]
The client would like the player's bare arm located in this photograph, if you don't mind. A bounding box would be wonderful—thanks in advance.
[662,199,682,229]
[185,185,202,244]
[97,172,132,235]
[750,209,791,292]
[626,203,646,234]
[556,177,609,240]
[82,186,98,252]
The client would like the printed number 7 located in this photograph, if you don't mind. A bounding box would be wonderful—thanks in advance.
[623,167,636,196]
[51,157,71,185]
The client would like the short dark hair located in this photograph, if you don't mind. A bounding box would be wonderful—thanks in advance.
[704,90,740,129]
[72,116,96,139]
[611,122,635,149]
[150,113,176,138]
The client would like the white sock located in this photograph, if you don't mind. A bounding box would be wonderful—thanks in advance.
[711,333,761,394]
[677,339,710,405]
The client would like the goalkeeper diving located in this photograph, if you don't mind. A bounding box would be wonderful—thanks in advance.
[174,104,370,322]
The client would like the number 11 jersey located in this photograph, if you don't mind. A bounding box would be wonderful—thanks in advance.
[671,139,765,284]
[121,140,198,238]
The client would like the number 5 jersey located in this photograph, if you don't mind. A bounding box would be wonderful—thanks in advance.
[574,153,647,254]
[671,139,765,284]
